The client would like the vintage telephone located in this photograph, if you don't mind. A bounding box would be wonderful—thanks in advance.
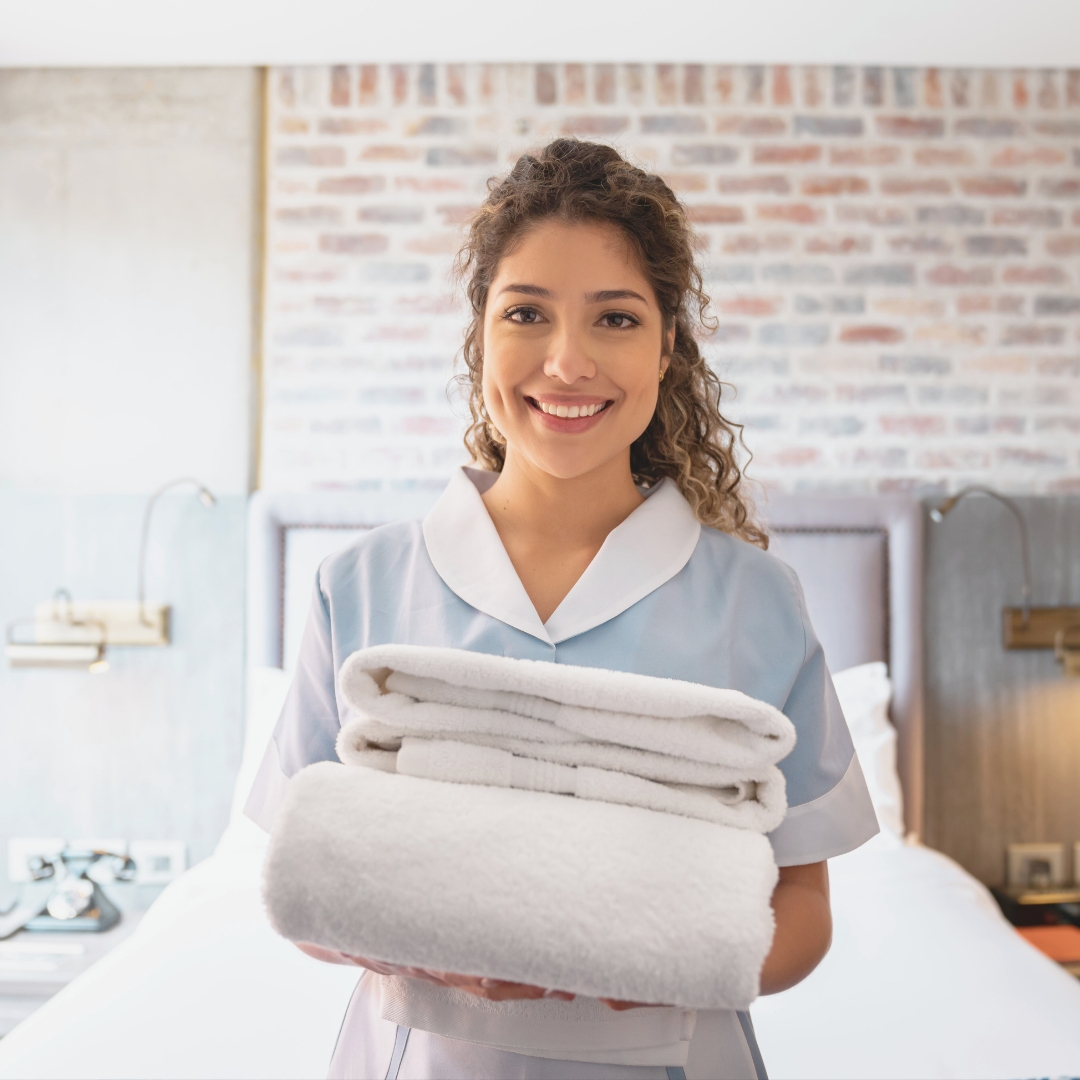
[21,847,136,932]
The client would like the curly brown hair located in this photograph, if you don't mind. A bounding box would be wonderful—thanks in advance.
[454,138,766,549]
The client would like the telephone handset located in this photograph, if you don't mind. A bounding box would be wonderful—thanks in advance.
[21,848,136,933]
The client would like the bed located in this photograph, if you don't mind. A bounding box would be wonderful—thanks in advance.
[1,489,1078,1080]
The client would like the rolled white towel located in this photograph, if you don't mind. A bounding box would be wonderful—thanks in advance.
[263,762,778,1011]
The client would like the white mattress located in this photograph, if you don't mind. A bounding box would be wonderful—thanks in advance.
[1,821,1078,1080]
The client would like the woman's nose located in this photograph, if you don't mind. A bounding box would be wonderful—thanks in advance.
[543,326,596,385]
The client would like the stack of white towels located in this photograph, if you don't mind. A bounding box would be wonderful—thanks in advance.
[264,645,796,1010]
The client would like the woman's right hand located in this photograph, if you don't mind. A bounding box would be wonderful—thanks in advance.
[294,942,575,1002]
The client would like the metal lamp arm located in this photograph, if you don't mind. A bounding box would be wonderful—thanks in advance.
[137,478,216,626]
[930,484,1033,621]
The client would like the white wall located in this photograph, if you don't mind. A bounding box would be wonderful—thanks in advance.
[0,67,257,495]
[0,68,260,903]
[2,0,1080,68]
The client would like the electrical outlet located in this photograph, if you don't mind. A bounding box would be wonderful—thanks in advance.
[1007,842,1066,889]
[7,837,126,882]
[8,838,65,883]
[128,841,186,885]
[9,838,186,886]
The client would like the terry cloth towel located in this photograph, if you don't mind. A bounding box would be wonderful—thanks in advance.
[334,644,794,833]
[262,646,797,1010]
[264,762,779,1010]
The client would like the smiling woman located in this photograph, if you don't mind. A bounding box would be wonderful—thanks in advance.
[457,139,766,549]
[250,138,879,1080]
[476,216,680,622]
[485,224,668,462]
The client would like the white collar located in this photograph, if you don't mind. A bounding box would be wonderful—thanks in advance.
[422,467,701,645]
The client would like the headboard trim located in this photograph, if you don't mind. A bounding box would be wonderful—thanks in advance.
[764,497,924,840]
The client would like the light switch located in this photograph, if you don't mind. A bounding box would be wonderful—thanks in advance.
[128,840,187,884]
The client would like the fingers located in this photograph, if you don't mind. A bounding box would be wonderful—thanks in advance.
[441,974,576,1002]
[296,942,367,967]
[342,956,444,981]
[328,957,577,1004]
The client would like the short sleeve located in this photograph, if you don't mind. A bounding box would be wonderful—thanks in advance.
[244,573,342,832]
[767,570,880,867]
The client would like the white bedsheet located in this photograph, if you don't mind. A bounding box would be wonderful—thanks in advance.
[1,824,1079,1080]
[0,820,358,1080]
[754,832,1080,1079]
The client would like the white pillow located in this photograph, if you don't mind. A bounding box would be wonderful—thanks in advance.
[831,662,905,839]
[228,666,294,825]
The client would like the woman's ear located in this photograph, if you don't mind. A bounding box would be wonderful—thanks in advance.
[663,325,676,366]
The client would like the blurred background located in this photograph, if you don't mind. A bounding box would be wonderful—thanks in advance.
[1,1,1078,909]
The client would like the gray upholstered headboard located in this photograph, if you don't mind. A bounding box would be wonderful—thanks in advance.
[246,489,925,839]
[763,496,925,840]
[246,490,441,672]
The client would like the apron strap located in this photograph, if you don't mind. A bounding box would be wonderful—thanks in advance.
[385,1024,411,1080]
[736,1011,769,1080]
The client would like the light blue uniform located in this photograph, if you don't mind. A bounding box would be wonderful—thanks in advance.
[247,467,878,1080]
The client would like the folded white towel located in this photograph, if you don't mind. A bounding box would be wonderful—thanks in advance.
[263,762,778,1010]
[339,647,795,767]
[336,645,794,831]
[346,734,781,832]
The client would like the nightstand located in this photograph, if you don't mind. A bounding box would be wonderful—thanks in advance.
[992,886,1080,980]
[0,912,143,1037]
[991,885,1080,926]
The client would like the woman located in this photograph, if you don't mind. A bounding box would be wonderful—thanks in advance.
[247,139,878,1079]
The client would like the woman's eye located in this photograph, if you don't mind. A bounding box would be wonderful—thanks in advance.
[600,313,638,329]
[505,306,542,324]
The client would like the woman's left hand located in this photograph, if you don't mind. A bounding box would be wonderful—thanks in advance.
[296,943,575,1001]
[297,943,656,1008]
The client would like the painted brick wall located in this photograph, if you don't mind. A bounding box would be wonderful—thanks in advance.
[262,64,1080,496]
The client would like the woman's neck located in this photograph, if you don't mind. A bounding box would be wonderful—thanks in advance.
[480,450,644,624]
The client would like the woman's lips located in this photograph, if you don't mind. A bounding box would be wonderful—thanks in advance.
[525,396,613,433]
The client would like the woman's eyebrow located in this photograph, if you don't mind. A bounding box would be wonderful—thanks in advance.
[497,283,554,298]
[585,289,649,304]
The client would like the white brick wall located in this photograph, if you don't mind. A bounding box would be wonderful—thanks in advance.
[262,64,1080,496]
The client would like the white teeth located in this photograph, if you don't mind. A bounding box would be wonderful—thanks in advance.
[536,401,606,417]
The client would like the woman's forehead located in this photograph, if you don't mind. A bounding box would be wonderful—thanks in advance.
[492,220,653,297]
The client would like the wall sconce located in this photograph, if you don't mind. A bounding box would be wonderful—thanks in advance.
[137,477,217,630]
[5,591,109,673]
[1056,628,1080,677]
[930,484,1080,675]
[4,478,216,672]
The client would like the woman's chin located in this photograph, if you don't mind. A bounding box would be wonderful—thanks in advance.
[509,442,629,483]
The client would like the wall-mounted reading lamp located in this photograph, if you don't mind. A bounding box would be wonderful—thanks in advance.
[137,478,217,630]
[930,484,1080,675]
[5,590,110,673]
[4,478,216,672]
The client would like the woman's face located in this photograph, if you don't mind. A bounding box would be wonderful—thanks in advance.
[481,219,672,481]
